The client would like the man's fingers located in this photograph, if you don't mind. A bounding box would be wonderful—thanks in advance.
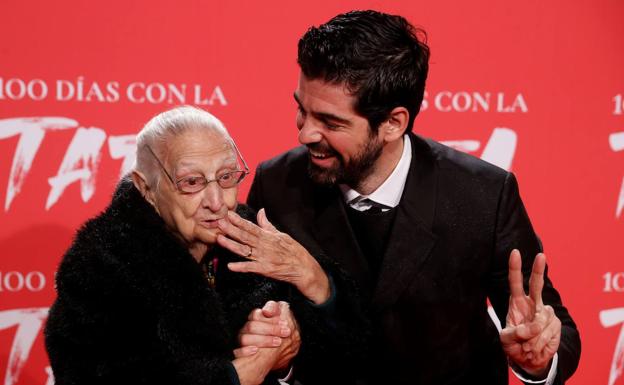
[500,326,517,345]
[247,308,279,323]
[530,324,555,355]
[257,208,278,232]
[502,338,524,359]
[529,253,546,307]
[240,319,291,337]
[525,304,552,333]
[500,322,541,345]
[239,333,283,348]
[248,308,264,321]
[262,300,281,318]
[523,322,543,338]
[532,311,560,354]
[278,301,290,321]
[508,249,526,298]
[233,345,258,358]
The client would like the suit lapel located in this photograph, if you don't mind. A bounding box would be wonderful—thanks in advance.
[370,134,439,313]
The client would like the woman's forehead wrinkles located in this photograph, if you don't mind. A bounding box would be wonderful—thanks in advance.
[173,158,238,176]
[175,156,237,171]
[169,142,236,166]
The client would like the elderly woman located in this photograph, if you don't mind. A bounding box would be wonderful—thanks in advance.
[44,106,366,385]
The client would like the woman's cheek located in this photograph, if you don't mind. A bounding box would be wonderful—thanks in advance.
[224,189,238,210]
[182,196,203,217]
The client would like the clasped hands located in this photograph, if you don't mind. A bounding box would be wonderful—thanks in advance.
[232,300,300,385]
[500,249,562,378]
[219,208,329,384]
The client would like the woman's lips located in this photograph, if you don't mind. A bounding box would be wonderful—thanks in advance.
[198,219,220,229]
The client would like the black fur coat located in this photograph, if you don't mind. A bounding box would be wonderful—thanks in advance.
[45,179,368,385]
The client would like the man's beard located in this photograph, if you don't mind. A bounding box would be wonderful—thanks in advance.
[307,135,383,189]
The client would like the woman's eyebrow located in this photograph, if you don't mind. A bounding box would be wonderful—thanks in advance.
[174,155,238,171]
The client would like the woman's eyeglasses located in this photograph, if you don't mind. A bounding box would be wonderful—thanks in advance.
[145,142,249,193]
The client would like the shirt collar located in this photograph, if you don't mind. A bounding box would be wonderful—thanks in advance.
[340,134,412,209]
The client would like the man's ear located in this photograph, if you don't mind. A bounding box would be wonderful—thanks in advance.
[131,170,156,206]
[379,106,409,143]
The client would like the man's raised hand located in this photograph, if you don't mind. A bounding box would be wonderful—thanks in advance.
[500,249,561,377]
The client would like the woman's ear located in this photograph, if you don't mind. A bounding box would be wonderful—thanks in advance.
[379,106,409,143]
[131,170,156,206]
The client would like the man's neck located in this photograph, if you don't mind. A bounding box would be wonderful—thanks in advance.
[353,136,405,195]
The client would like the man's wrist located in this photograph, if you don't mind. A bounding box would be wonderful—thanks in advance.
[509,353,558,385]
[519,363,550,379]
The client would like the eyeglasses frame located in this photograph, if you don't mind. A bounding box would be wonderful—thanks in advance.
[145,139,250,193]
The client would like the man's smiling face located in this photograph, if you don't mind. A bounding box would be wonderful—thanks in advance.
[294,74,383,188]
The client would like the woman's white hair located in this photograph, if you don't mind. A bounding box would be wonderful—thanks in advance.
[134,105,232,186]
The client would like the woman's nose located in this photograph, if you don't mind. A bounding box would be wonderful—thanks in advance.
[200,182,224,212]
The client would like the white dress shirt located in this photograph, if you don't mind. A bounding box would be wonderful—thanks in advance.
[340,134,412,211]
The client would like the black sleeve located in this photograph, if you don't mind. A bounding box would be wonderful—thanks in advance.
[45,246,239,385]
[246,160,370,384]
[287,251,371,385]
[487,172,581,384]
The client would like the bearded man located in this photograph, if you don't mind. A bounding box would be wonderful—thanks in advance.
[216,10,582,385]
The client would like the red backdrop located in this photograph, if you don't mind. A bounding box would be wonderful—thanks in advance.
[1,1,622,384]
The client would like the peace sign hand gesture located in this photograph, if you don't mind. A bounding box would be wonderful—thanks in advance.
[500,249,561,377]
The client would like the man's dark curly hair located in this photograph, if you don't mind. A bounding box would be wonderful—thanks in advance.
[298,10,430,133]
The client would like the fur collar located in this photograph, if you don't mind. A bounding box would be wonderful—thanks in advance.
[61,177,283,353]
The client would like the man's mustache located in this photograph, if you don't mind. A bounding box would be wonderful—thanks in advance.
[306,143,338,157]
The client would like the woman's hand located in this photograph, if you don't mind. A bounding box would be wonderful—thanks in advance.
[232,348,279,385]
[232,301,301,384]
[217,209,330,304]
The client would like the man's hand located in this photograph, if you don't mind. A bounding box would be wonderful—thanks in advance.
[234,301,301,371]
[217,209,330,304]
[500,249,562,377]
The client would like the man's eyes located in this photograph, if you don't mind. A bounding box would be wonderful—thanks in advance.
[323,121,341,130]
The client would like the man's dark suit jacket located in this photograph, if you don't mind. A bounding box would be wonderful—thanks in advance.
[247,133,580,385]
